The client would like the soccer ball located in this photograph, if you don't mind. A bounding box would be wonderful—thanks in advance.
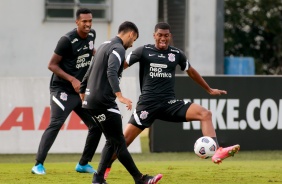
[194,136,217,159]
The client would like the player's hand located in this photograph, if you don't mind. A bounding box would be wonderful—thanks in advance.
[208,88,227,96]
[79,93,85,101]
[118,96,132,110]
[70,78,81,93]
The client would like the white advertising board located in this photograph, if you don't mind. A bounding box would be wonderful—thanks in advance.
[0,77,141,154]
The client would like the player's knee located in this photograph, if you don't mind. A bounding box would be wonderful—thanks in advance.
[201,109,212,121]
[124,136,130,147]
[124,135,133,147]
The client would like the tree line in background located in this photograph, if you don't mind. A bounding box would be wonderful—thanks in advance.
[224,0,282,74]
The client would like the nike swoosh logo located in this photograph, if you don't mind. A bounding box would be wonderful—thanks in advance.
[149,54,155,56]
[77,48,82,52]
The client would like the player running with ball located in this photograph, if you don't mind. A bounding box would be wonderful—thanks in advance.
[104,22,240,179]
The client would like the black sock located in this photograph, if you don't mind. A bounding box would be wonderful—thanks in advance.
[134,173,144,182]
[79,160,88,166]
[211,137,219,149]
[35,161,43,166]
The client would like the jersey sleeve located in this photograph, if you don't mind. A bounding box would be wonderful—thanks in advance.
[90,29,96,47]
[54,36,72,57]
[125,46,144,67]
[91,29,96,40]
[107,47,125,93]
[179,50,191,71]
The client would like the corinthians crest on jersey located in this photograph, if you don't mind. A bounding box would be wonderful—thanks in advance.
[168,53,175,62]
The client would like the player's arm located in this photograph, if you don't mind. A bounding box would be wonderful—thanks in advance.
[124,46,144,69]
[108,48,132,110]
[47,54,74,82]
[186,66,227,95]
[115,91,132,110]
[178,50,226,96]
[48,36,81,93]
[107,49,123,93]
[124,61,129,69]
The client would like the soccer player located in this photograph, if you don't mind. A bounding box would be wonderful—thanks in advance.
[80,21,162,184]
[104,22,240,178]
[31,8,102,175]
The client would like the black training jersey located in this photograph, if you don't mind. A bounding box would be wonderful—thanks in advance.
[80,36,125,110]
[49,28,96,94]
[126,44,190,101]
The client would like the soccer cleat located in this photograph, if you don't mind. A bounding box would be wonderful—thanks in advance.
[31,163,46,175]
[75,163,96,173]
[136,174,163,184]
[92,172,108,184]
[212,144,240,164]
[104,167,111,179]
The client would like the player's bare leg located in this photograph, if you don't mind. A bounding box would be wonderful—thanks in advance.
[185,103,240,164]
[185,103,216,138]
[124,124,144,146]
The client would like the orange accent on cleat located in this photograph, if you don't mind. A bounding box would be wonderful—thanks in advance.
[104,168,111,179]
[212,144,240,164]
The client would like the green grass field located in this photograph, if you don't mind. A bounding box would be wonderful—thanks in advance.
[0,135,282,184]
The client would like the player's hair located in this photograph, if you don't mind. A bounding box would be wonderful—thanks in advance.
[155,22,171,32]
[76,8,92,19]
[118,21,139,39]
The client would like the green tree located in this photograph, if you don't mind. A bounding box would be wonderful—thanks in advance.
[224,0,282,74]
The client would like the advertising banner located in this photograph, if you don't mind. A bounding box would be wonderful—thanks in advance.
[0,77,141,154]
[150,76,282,152]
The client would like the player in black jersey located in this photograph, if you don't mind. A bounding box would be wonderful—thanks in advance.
[104,22,240,178]
[31,8,102,175]
[80,21,162,184]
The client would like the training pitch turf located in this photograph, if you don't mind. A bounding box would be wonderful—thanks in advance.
[0,136,281,184]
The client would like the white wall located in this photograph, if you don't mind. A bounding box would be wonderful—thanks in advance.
[0,0,218,153]
[188,0,217,75]
[0,0,217,76]
[0,0,158,77]
[0,77,142,154]
[0,0,158,154]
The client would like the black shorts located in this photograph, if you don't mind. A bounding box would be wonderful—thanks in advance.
[50,90,96,127]
[129,99,192,130]
[87,108,125,144]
